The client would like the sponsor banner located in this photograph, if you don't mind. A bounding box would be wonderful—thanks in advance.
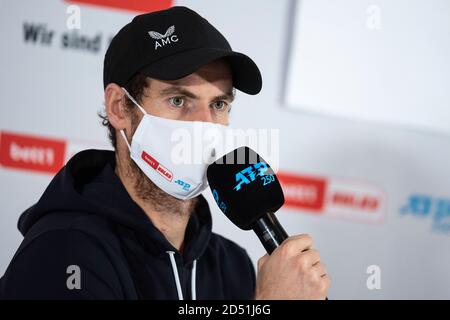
[400,194,450,233]
[276,172,326,212]
[0,130,109,174]
[19,0,172,57]
[66,0,173,13]
[0,131,66,174]
[325,177,385,224]
[278,171,386,224]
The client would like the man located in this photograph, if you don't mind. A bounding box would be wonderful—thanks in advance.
[0,6,330,299]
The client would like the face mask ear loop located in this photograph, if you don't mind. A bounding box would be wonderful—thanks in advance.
[120,129,132,152]
[119,87,146,152]
[121,87,147,115]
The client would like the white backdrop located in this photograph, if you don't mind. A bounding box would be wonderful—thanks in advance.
[285,0,450,134]
[1,0,450,299]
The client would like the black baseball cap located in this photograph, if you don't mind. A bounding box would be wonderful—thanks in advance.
[104,6,262,95]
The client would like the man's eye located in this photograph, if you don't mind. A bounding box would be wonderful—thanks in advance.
[211,101,228,111]
[169,97,185,107]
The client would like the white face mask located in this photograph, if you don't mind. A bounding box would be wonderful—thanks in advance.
[120,87,227,200]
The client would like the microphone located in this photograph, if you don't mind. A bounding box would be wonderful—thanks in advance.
[207,146,287,254]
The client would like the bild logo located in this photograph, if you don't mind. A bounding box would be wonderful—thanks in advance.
[277,172,386,224]
[400,194,450,232]
[234,162,274,191]
[148,25,178,50]
[141,151,173,181]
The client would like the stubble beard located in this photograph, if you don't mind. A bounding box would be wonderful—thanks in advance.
[123,154,198,217]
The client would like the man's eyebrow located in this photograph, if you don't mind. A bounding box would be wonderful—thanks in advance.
[159,86,198,99]
[215,90,235,102]
[159,86,235,102]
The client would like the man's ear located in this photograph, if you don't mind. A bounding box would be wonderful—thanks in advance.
[104,83,128,130]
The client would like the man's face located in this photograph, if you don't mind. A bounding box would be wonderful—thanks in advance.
[109,59,234,210]
[137,59,234,125]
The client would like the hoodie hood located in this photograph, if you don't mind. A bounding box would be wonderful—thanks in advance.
[18,149,212,264]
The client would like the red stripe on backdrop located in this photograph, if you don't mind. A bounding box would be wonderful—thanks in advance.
[277,172,327,212]
[65,0,173,13]
[0,131,66,175]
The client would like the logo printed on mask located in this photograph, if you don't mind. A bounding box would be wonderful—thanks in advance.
[141,151,173,181]
[148,25,179,50]
[175,179,191,191]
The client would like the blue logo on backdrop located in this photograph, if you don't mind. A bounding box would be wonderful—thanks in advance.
[233,162,274,191]
[400,194,450,232]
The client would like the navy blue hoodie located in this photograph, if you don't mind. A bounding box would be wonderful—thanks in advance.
[0,149,256,299]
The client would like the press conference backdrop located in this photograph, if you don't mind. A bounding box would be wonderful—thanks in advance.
[1,0,450,299]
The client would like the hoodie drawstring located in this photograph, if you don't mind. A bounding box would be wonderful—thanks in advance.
[191,259,197,300]
[166,251,197,300]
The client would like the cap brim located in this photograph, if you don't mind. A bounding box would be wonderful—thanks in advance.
[139,48,262,95]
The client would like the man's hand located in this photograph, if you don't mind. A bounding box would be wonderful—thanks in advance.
[254,234,330,300]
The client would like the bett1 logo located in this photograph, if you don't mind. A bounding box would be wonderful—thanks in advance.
[0,131,66,174]
[0,130,109,175]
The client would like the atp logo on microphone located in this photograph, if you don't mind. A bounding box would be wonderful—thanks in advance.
[233,162,274,191]
[212,189,228,215]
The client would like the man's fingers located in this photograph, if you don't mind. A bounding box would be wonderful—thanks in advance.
[300,248,321,267]
[312,261,328,277]
[278,234,313,257]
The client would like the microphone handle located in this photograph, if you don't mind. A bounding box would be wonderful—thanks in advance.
[252,212,288,254]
